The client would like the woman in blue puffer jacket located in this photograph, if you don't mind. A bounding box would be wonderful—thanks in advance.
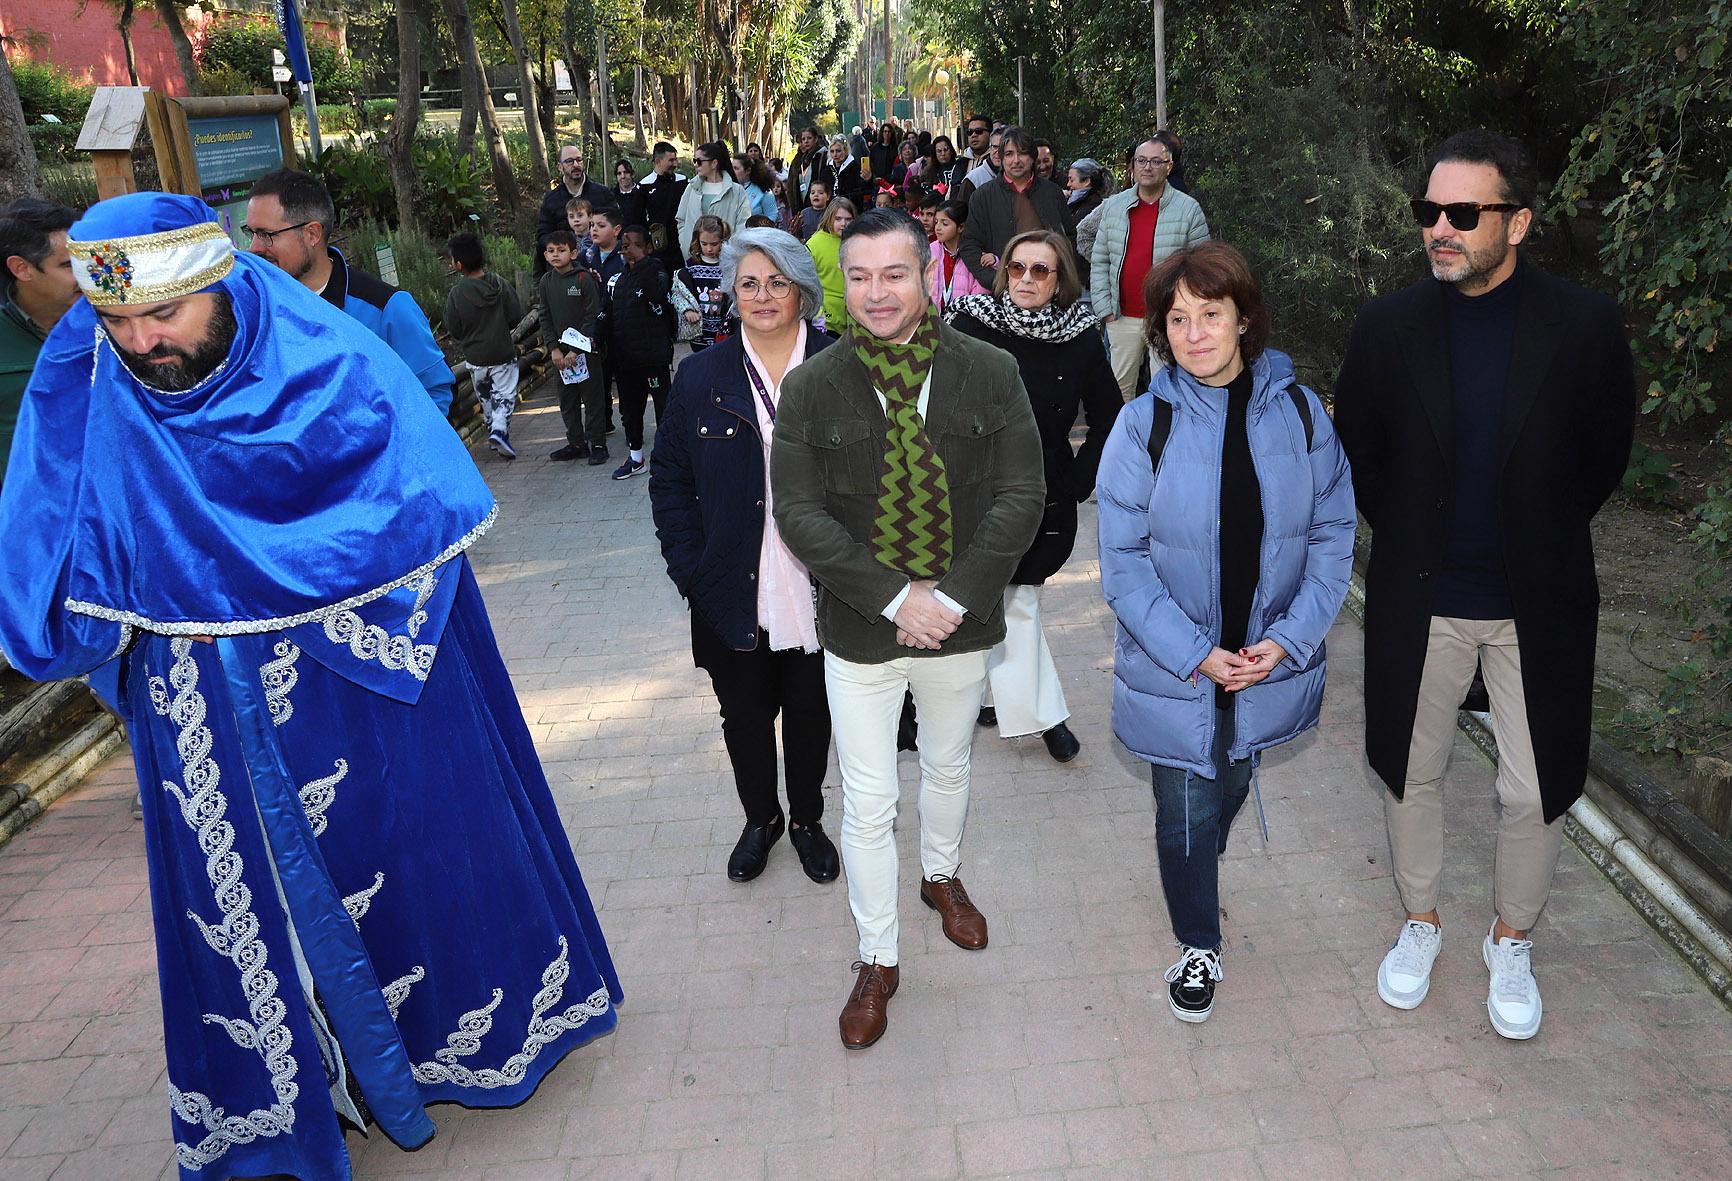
[1096,242,1356,1025]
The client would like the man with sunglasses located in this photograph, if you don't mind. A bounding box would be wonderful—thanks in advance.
[246,170,453,414]
[1089,135,1211,401]
[947,116,993,194]
[1334,130,1635,1041]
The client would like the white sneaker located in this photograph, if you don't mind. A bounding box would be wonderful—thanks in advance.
[1482,927,1542,1040]
[1377,919,1442,1009]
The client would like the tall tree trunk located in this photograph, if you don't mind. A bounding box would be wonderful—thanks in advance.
[560,2,597,149]
[631,28,646,150]
[151,0,202,96]
[384,0,422,229]
[441,0,518,213]
[118,0,140,87]
[440,0,480,157]
[499,0,550,191]
[0,45,42,204]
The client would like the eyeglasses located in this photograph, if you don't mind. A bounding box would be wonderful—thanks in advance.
[1006,260,1056,280]
[560,157,584,167]
[1134,156,1172,169]
[737,276,796,300]
[1410,199,1522,232]
[241,221,311,245]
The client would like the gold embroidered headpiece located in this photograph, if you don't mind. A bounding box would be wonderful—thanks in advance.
[67,220,234,307]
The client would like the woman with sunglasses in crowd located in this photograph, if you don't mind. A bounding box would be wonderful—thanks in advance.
[1095,241,1355,1024]
[944,230,1120,763]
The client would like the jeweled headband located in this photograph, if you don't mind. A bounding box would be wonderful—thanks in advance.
[66,220,235,306]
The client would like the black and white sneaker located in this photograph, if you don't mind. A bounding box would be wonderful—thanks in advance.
[1163,945,1223,1023]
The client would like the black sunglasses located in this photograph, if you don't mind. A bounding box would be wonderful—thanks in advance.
[1410,199,1522,232]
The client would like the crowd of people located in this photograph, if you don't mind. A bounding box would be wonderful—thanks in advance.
[0,115,1637,1175]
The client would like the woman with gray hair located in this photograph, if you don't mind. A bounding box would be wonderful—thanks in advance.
[649,228,841,885]
[1067,157,1113,262]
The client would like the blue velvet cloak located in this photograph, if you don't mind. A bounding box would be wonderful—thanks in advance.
[0,196,621,1180]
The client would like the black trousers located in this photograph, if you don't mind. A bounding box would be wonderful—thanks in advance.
[616,363,670,452]
[691,614,830,827]
[557,370,610,447]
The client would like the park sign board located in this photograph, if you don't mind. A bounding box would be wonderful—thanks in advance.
[75,91,296,247]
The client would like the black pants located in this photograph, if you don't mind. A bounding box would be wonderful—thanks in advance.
[557,370,610,448]
[616,363,669,452]
[691,614,830,827]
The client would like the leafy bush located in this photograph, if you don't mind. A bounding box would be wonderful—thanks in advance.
[1621,443,1679,507]
[307,131,491,238]
[10,56,94,124]
[337,219,454,330]
[196,19,364,103]
[38,163,100,211]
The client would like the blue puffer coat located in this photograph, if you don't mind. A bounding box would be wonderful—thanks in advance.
[1096,348,1356,776]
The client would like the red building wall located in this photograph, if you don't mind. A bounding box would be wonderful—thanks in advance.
[2,2,341,96]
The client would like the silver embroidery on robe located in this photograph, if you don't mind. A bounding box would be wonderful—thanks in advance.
[152,639,299,1171]
[259,640,300,727]
[298,759,348,838]
[321,595,437,682]
[342,872,386,925]
[384,967,425,1021]
[410,937,611,1089]
[404,572,439,639]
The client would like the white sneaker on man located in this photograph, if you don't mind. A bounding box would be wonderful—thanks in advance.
[1482,926,1542,1039]
[1377,919,1442,1009]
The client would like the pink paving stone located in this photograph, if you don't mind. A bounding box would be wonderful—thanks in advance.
[956,1111,1072,1174]
[1255,1136,1355,1180]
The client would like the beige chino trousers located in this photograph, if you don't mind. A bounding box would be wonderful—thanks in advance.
[1386,616,1566,931]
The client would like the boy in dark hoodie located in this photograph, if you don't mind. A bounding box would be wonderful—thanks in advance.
[603,225,674,480]
[537,229,607,465]
[442,232,524,459]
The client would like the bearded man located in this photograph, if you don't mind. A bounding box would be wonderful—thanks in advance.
[0,193,621,1179]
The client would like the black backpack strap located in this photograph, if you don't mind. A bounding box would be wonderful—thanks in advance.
[1286,382,1314,452]
[1146,398,1174,475]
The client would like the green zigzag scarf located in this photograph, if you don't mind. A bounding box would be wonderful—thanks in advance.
[853,305,954,579]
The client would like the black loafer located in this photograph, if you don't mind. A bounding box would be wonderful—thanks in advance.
[788,822,840,883]
[977,706,997,728]
[1042,722,1081,763]
[727,813,785,882]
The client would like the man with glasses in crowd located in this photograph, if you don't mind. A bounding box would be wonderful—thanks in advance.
[246,169,453,414]
[1090,135,1211,401]
[1334,129,1635,1042]
[947,116,992,194]
[538,143,616,271]
[959,124,1003,201]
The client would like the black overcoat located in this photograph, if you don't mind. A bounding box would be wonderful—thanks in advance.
[1332,261,1635,822]
[949,312,1121,585]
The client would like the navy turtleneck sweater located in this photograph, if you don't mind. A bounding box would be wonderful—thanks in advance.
[1435,260,1523,619]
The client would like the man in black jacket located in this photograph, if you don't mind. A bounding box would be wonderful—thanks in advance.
[536,143,615,270]
[1334,130,1635,1043]
[959,125,1069,288]
[638,141,688,275]
[602,226,675,481]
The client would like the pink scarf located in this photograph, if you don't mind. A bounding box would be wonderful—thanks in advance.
[742,323,820,654]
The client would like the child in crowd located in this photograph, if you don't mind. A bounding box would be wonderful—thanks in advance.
[745,215,778,229]
[442,231,525,459]
[584,207,628,435]
[873,185,897,210]
[672,215,733,353]
[537,229,608,466]
[602,226,674,481]
[929,200,989,313]
[799,179,830,240]
[918,192,944,241]
[565,197,594,256]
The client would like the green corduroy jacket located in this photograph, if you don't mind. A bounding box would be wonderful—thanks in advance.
[770,320,1046,665]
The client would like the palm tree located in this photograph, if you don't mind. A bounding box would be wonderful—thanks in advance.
[905,42,968,128]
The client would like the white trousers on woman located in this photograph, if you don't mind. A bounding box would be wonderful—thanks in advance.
[983,584,1070,737]
[825,648,990,966]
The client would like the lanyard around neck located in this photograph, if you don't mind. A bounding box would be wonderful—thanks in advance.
[742,354,778,422]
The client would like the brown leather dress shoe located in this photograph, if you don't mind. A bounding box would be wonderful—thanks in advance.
[921,874,989,949]
[839,961,899,1048]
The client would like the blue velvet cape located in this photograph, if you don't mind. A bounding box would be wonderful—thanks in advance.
[0,195,621,1179]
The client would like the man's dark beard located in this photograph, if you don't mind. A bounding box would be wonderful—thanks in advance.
[113,295,237,392]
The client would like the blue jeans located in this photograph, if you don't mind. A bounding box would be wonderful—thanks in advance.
[1151,704,1253,950]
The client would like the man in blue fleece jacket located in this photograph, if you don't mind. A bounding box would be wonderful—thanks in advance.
[246,169,455,414]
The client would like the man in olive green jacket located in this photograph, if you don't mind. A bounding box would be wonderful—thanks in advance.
[0,199,80,489]
[771,210,1044,1049]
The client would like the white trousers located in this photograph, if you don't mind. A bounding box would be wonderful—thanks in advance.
[468,360,520,434]
[825,648,990,966]
[983,584,1069,737]
[1105,315,1150,403]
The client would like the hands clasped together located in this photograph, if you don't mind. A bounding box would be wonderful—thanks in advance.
[1194,639,1288,692]
[893,580,962,650]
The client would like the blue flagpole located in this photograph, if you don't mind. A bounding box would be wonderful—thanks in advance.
[274,0,322,159]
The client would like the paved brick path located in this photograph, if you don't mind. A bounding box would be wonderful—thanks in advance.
[2,378,1730,1180]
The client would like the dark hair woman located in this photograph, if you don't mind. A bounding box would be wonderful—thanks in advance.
[649,227,841,884]
[943,229,1121,762]
[1095,241,1355,1024]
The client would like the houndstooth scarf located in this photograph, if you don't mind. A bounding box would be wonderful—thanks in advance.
[943,291,1099,343]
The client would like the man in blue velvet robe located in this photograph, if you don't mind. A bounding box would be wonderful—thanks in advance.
[0,193,621,1181]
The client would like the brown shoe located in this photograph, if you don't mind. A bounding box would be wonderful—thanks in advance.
[921,873,988,949]
[838,961,899,1048]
